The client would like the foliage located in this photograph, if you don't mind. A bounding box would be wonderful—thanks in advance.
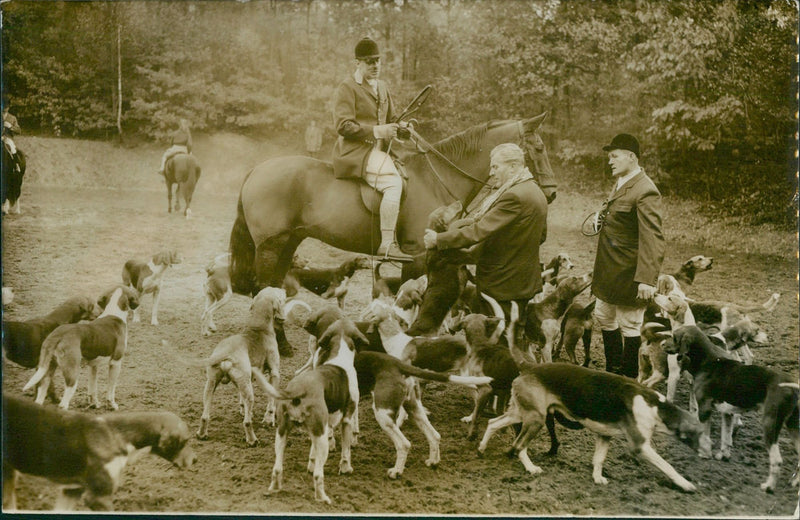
[1,0,797,226]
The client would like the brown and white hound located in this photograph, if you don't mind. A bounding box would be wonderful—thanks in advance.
[3,294,98,368]
[122,249,182,325]
[265,318,361,504]
[22,286,139,411]
[2,393,195,511]
[665,325,799,493]
[523,273,593,363]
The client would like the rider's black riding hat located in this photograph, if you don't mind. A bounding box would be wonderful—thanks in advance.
[355,38,380,59]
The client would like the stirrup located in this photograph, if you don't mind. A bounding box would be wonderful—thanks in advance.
[376,243,413,263]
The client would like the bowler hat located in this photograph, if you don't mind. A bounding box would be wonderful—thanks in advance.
[602,133,640,158]
[355,38,380,59]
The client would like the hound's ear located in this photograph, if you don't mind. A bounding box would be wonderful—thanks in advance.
[274,299,285,322]
[317,325,335,349]
[485,316,502,335]
[303,317,318,334]
[352,328,370,351]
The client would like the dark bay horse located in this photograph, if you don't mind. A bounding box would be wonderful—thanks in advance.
[2,146,26,215]
[165,153,201,218]
[229,114,556,295]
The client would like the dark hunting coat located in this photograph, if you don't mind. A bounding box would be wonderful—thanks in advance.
[592,171,665,306]
[331,74,394,179]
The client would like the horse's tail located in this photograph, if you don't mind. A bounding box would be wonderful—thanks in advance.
[229,194,257,296]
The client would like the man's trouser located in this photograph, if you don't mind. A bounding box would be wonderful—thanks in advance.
[594,297,645,377]
[364,149,403,249]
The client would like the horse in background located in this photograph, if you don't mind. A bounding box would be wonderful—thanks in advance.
[165,153,201,219]
[2,146,26,215]
[229,113,556,296]
[0,145,26,215]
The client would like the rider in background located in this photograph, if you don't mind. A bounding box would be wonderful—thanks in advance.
[3,104,22,172]
[157,118,192,177]
[304,119,323,158]
[331,37,413,263]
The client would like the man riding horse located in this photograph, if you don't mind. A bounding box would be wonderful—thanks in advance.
[332,37,414,263]
[3,105,22,173]
[157,119,193,177]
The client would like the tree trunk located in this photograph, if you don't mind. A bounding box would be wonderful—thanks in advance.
[116,23,123,139]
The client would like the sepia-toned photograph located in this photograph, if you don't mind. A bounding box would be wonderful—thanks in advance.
[1,0,798,516]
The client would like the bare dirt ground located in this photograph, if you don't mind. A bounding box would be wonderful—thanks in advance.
[2,139,798,516]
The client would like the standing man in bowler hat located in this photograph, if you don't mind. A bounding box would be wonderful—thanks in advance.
[331,37,413,263]
[591,133,664,377]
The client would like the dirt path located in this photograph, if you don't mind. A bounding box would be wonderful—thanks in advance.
[2,185,798,515]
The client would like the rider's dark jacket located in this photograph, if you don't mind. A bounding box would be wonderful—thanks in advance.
[331,73,394,179]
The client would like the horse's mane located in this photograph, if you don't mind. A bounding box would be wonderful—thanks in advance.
[432,123,489,160]
[405,119,513,168]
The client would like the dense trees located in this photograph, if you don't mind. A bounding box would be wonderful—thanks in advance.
[2,0,796,226]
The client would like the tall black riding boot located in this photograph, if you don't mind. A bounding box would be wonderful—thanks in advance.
[601,329,623,374]
[621,335,641,379]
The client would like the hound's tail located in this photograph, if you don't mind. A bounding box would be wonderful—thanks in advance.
[22,333,60,391]
[162,340,234,370]
[387,354,492,386]
[726,292,781,314]
[251,368,299,401]
[284,299,312,318]
[229,193,257,296]
[505,301,537,371]
[479,292,506,340]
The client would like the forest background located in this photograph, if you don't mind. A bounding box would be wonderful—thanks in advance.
[2,0,797,228]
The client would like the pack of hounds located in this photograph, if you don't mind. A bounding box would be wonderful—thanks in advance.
[2,204,797,511]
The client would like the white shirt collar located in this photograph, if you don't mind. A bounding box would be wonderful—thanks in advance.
[354,69,378,94]
[615,166,641,192]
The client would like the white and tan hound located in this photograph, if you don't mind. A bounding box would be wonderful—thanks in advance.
[122,249,182,325]
[200,253,233,336]
[186,287,295,446]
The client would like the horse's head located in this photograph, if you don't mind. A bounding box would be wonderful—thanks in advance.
[519,113,557,203]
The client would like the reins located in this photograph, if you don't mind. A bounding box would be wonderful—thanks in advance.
[410,120,531,216]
